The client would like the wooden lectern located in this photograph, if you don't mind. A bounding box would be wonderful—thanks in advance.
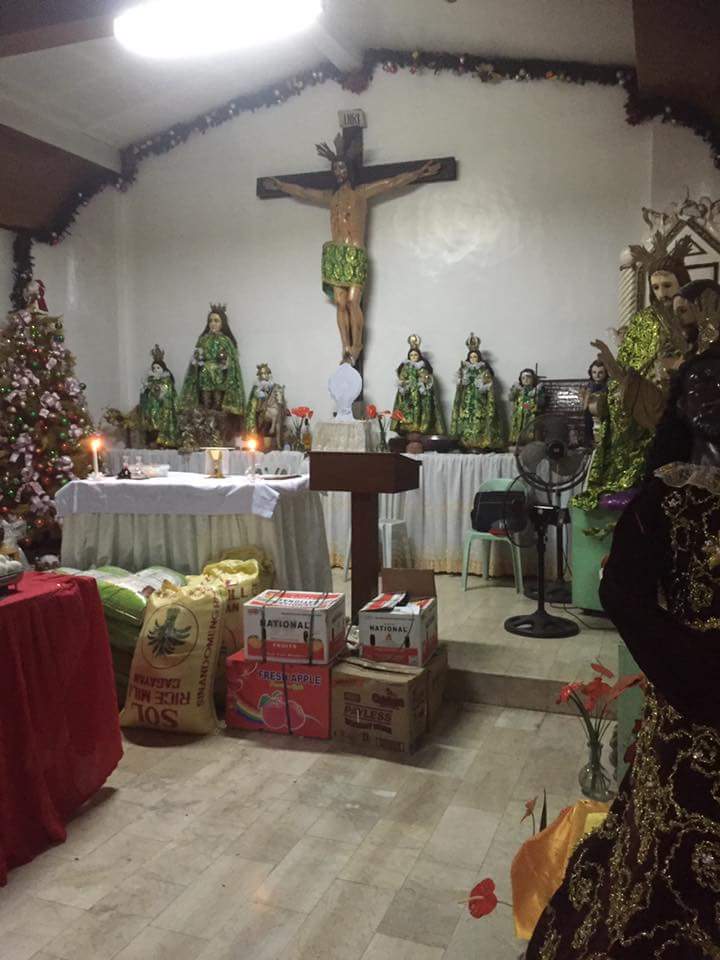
[309,452,421,621]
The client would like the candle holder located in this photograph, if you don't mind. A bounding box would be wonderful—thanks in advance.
[245,437,258,483]
[89,436,103,480]
[206,447,226,479]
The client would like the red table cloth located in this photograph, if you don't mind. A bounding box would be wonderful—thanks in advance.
[0,572,122,884]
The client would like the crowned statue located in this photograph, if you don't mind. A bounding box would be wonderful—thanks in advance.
[509,367,544,446]
[139,344,178,448]
[575,232,694,510]
[245,362,286,450]
[180,303,245,419]
[450,333,504,451]
[393,334,445,436]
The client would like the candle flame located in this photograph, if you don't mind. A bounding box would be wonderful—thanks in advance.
[90,437,102,452]
[247,437,257,451]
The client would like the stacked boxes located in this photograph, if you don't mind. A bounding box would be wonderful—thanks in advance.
[226,590,346,739]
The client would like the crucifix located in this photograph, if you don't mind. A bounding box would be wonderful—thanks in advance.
[257,110,457,365]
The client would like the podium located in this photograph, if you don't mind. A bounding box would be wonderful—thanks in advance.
[309,452,421,621]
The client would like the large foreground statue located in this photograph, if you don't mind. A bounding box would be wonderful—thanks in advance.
[575,232,692,510]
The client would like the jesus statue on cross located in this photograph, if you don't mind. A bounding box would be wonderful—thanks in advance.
[261,126,453,364]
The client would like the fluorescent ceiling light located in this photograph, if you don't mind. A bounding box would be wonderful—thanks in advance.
[114,0,323,58]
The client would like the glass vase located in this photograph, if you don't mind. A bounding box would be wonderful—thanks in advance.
[578,741,613,802]
[377,428,388,453]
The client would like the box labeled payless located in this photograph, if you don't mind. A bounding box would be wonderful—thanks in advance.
[244,590,346,664]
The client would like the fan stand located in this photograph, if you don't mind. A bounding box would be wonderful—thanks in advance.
[524,495,572,604]
[505,505,579,639]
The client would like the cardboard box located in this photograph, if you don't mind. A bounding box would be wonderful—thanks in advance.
[332,657,427,756]
[359,569,438,667]
[425,644,449,732]
[226,650,331,739]
[244,590,346,664]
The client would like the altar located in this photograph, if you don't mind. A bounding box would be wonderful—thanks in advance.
[56,470,332,591]
[103,448,529,574]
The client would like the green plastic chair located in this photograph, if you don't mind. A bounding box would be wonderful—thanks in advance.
[462,477,525,593]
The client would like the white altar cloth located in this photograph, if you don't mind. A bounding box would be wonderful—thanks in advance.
[103,450,531,576]
[57,471,331,590]
[56,472,308,520]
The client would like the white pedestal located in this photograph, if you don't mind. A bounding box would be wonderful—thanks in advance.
[313,420,373,453]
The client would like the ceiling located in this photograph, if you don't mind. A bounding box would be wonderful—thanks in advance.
[0,0,714,236]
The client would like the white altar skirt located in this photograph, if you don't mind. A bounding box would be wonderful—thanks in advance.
[60,491,332,592]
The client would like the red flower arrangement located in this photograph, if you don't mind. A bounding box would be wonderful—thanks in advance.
[366,405,404,451]
[287,406,313,451]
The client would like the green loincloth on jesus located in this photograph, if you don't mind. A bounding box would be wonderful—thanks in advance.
[321,241,369,300]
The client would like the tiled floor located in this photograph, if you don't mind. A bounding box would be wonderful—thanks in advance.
[0,702,599,960]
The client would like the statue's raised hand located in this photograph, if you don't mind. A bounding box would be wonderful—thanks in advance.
[419,160,442,179]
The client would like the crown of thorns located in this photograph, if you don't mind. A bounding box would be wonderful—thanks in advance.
[316,132,362,165]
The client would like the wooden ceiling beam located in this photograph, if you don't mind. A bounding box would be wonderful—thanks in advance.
[0,2,125,57]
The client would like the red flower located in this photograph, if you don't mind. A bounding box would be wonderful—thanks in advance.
[591,659,614,680]
[391,409,404,422]
[521,796,537,824]
[290,406,312,419]
[366,404,377,419]
[468,878,498,918]
[556,681,582,704]
[605,672,644,704]
[580,676,613,711]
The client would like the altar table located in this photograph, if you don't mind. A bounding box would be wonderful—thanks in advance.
[104,450,527,575]
[56,472,332,590]
[0,573,122,884]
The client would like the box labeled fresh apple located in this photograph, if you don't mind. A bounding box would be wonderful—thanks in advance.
[358,570,438,667]
[243,590,346,664]
[226,649,331,738]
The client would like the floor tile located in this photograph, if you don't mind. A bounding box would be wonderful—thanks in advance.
[152,855,273,938]
[383,771,461,830]
[254,836,357,914]
[194,903,306,960]
[377,857,478,950]
[338,838,420,890]
[360,932,444,960]
[444,903,521,960]
[95,872,185,918]
[111,926,207,960]
[39,905,149,960]
[33,830,168,909]
[423,805,501,870]
[279,879,393,960]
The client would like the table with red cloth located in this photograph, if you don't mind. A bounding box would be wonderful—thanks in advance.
[0,572,122,884]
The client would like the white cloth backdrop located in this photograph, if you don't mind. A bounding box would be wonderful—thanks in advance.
[103,449,540,576]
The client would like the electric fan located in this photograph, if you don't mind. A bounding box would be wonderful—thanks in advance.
[504,414,591,639]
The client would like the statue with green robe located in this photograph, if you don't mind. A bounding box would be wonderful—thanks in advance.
[450,333,504,451]
[139,344,178,447]
[574,232,693,510]
[393,334,446,435]
[180,303,245,419]
[509,368,544,445]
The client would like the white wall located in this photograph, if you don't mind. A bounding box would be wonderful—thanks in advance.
[120,72,652,425]
[32,189,127,421]
[6,71,720,430]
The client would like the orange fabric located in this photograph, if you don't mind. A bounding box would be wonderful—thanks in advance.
[511,800,609,940]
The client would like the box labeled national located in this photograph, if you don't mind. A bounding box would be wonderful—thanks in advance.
[226,650,331,738]
[332,658,427,756]
[244,590,346,664]
[358,570,438,667]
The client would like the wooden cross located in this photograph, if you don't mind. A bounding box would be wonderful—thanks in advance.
[256,118,457,199]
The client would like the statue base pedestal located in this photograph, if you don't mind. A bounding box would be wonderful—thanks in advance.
[313,420,373,453]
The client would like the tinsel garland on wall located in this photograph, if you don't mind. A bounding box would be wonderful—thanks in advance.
[20,47,720,255]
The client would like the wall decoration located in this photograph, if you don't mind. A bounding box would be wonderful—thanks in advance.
[12,45,720,264]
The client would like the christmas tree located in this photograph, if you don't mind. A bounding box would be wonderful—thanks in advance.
[0,279,92,550]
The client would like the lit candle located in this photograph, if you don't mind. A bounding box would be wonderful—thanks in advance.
[90,436,101,478]
[247,436,257,479]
